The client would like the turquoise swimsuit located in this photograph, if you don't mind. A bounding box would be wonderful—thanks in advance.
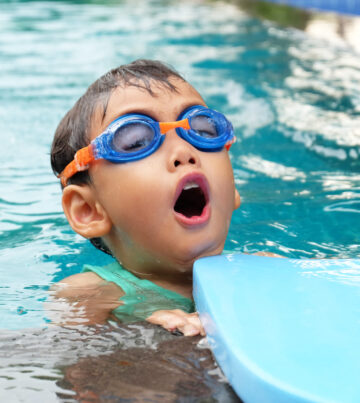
[82,262,195,323]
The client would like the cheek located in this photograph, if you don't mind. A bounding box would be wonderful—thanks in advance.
[206,154,236,212]
[94,164,170,235]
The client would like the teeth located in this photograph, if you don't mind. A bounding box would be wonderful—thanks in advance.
[183,181,200,191]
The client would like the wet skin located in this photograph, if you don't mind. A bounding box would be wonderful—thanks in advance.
[56,77,240,334]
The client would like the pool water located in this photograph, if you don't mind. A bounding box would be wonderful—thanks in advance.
[0,0,359,399]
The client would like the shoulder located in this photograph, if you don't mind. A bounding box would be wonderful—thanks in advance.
[58,271,104,287]
[47,272,125,325]
[51,272,125,300]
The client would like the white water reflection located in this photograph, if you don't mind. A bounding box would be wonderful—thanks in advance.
[324,199,360,213]
[305,13,360,52]
[293,258,360,286]
[239,155,307,181]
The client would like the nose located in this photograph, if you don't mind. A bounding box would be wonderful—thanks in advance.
[164,129,201,172]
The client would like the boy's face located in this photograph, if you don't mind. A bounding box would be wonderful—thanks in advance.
[83,78,240,274]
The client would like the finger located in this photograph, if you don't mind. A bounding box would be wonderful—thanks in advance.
[182,312,206,336]
[147,311,186,332]
[146,310,206,336]
[178,323,201,337]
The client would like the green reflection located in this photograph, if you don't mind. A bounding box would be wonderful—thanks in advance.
[226,0,311,29]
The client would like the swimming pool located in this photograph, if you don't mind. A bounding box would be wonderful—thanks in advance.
[0,0,359,399]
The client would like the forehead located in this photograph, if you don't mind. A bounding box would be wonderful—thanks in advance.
[90,78,206,140]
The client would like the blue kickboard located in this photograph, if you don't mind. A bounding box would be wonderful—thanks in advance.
[193,254,360,403]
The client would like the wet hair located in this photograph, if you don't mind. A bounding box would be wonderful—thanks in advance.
[50,59,186,255]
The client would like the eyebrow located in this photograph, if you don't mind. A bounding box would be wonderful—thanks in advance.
[103,101,206,127]
[114,108,158,120]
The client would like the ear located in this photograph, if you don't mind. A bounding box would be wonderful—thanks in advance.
[234,188,241,210]
[62,184,112,239]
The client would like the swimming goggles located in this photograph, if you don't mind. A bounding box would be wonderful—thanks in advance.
[59,105,235,186]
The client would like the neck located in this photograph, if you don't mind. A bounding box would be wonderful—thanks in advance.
[109,237,196,299]
[125,265,193,299]
[118,259,194,299]
[144,271,194,299]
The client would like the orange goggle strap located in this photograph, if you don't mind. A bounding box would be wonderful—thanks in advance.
[159,118,190,134]
[58,145,95,187]
[225,136,236,151]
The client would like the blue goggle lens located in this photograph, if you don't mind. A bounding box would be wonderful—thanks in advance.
[176,106,233,151]
[111,121,155,153]
[188,115,219,139]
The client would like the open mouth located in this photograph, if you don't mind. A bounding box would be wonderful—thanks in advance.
[174,182,206,217]
[173,174,210,225]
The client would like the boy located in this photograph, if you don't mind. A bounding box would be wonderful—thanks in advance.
[50,59,241,336]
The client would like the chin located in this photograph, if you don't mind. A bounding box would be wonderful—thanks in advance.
[172,238,225,270]
[197,242,225,260]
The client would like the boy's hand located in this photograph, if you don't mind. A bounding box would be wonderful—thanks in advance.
[146,309,205,337]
